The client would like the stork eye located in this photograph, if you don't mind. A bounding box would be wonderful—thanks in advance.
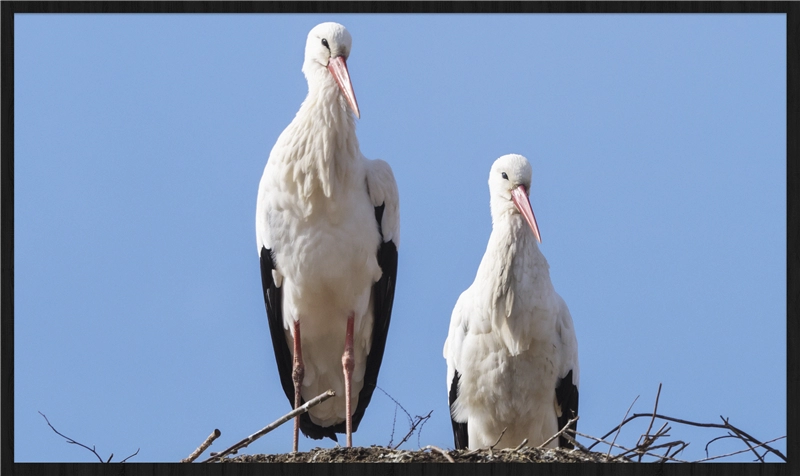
[501,172,508,180]
[321,38,330,49]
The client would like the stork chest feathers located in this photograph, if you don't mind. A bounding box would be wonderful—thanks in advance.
[478,213,559,355]
[271,80,360,209]
[261,81,382,303]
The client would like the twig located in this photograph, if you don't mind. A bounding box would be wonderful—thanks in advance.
[720,416,764,463]
[643,384,662,443]
[203,390,335,462]
[40,411,138,463]
[694,436,786,463]
[637,384,663,462]
[39,411,104,462]
[594,411,786,461]
[576,430,689,463]
[513,438,528,451]
[423,445,455,463]
[393,410,432,450]
[120,448,140,463]
[376,386,420,449]
[606,395,639,458]
[538,415,579,449]
[490,427,508,449]
[559,430,589,452]
[181,429,221,463]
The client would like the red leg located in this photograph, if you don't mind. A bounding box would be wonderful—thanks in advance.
[342,313,355,447]
[292,320,304,453]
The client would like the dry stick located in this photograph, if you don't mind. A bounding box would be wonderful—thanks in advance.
[489,426,508,450]
[634,421,669,462]
[513,438,529,451]
[694,436,786,463]
[423,445,455,463]
[119,449,140,463]
[486,426,508,459]
[39,411,104,463]
[643,384,662,443]
[637,384,663,462]
[392,410,432,450]
[592,412,786,461]
[575,430,689,463]
[720,415,764,463]
[202,390,335,463]
[181,429,221,463]
[538,415,580,449]
[606,395,639,459]
[559,431,589,452]
[39,411,139,463]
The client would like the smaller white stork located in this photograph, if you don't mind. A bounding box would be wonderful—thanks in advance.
[443,154,579,450]
[256,22,399,451]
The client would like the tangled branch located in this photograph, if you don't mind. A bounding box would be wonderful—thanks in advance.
[577,384,786,463]
[375,386,433,450]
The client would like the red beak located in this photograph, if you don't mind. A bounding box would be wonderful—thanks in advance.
[327,56,360,119]
[510,185,542,243]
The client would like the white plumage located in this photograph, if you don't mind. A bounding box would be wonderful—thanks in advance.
[256,22,399,450]
[443,154,579,450]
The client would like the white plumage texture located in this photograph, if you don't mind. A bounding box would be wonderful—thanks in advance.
[255,22,399,431]
[444,154,579,449]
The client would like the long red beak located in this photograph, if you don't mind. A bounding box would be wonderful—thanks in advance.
[327,56,360,119]
[511,185,542,243]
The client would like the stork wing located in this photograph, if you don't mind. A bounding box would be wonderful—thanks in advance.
[349,204,398,432]
[554,294,580,448]
[448,369,469,449]
[444,291,472,449]
[345,158,400,432]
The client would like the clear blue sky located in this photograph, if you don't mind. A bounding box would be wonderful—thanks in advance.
[14,13,786,462]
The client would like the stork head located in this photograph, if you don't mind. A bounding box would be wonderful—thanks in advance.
[489,154,541,243]
[302,22,360,119]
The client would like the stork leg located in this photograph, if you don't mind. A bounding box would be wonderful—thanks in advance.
[342,313,355,447]
[291,319,304,453]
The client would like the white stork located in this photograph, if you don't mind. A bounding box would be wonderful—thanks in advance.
[443,154,579,450]
[255,22,399,451]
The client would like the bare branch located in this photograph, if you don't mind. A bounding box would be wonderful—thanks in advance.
[576,430,689,463]
[203,390,335,462]
[39,411,105,463]
[605,394,639,458]
[643,384,662,443]
[489,427,508,450]
[559,430,589,452]
[513,438,528,451]
[392,410,432,450]
[181,429,221,463]
[120,448,140,463]
[596,412,786,462]
[538,415,580,449]
[694,436,786,463]
[720,416,764,463]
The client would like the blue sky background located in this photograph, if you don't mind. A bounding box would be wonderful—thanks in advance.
[14,13,786,462]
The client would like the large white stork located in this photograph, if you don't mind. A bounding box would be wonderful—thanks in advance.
[256,22,399,451]
[443,154,579,450]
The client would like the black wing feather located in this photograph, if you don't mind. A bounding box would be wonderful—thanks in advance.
[349,203,397,431]
[555,369,579,448]
[449,369,469,449]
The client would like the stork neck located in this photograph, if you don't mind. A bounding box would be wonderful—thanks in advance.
[284,75,361,200]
